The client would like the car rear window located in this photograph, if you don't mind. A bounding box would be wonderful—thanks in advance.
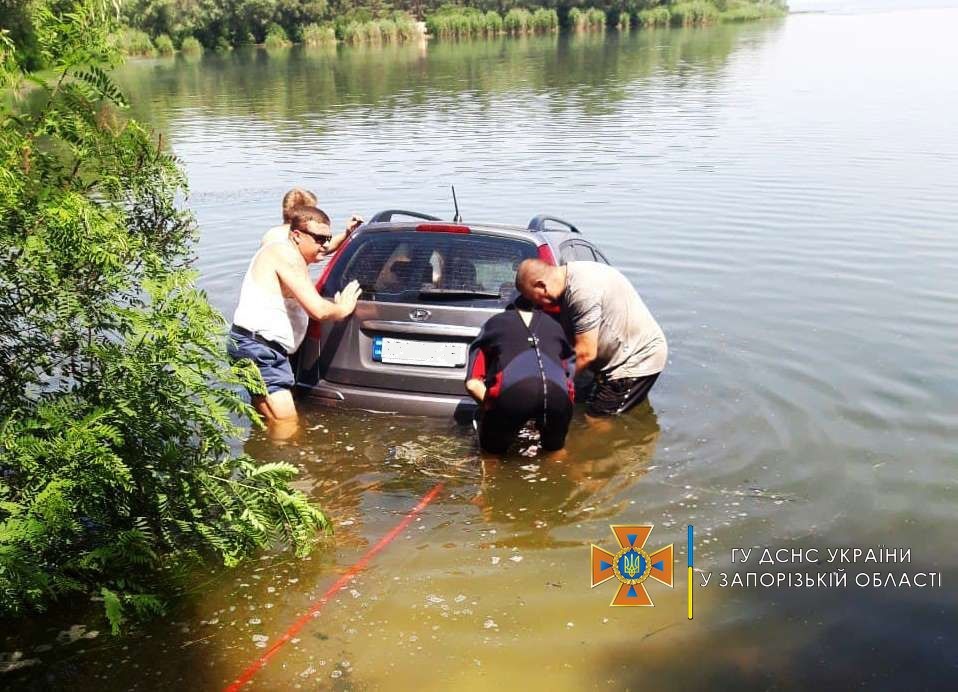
[322,231,537,305]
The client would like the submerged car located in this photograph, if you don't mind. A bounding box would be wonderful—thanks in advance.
[295,209,611,421]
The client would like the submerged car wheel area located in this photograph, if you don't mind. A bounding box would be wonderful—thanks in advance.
[294,210,609,421]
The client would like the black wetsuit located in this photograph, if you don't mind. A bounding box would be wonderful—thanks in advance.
[467,304,575,454]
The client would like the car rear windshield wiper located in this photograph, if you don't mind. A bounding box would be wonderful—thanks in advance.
[418,288,503,300]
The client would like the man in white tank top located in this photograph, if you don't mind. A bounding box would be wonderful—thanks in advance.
[228,206,361,439]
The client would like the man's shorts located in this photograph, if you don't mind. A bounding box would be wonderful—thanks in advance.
[586,372,660,417]
[227,326,294,394]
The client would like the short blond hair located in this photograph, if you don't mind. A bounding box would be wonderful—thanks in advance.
[289,206,331,232]
[281,188,318,223]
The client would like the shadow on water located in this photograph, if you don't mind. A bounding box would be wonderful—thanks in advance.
[471,407,661,546]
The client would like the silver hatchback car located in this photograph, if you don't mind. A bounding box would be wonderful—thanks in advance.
[295,210,610,422]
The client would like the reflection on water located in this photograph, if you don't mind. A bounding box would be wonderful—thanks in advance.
[5,8,958,690]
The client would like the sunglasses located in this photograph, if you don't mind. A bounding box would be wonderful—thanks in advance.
[298,229,333,246]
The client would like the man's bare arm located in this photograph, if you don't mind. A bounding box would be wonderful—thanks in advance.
[275,258,359,321]
[326,214,364,254]
[574,329,599,374]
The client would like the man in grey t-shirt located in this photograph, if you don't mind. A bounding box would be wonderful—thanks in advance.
[516,259,667,417]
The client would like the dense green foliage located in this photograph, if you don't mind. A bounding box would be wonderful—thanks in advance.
[112,26,158,56]
[426,7,500,37]
[637,6,670,26]
[154,32,175,54]
[0,0,327,630]
[719,0,786,22]
[669,1,719,25]
[338,11,420,43]
[264,21,292,46]
[302,21,336,44]
[426,5,554,37]
[502,7,531,32]
[180,34,204,52]
[569,7,606,31]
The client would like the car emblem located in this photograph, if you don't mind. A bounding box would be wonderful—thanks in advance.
[409,308,431,322]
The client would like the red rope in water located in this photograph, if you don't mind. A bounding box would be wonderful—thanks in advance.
[224,482,445,691]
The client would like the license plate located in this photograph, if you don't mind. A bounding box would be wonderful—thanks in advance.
[372,336,467,368]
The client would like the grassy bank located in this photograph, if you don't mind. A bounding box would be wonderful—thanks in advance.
[106,2,788,56]
[634,1,787,29]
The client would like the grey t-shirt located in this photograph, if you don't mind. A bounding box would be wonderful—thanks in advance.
[561,262,667,379]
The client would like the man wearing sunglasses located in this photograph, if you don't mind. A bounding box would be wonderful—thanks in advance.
[228,206,361,439]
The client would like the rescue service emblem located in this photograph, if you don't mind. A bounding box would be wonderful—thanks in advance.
[591,524,673,607]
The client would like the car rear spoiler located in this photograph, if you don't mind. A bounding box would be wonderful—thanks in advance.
[368,209,441,223]
[527,215,581,234]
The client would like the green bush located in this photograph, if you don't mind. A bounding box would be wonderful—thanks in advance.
[362,19,382,42]
[154,33,174,55]
[339,21,361,43]
[0,0,326,629]
[378,18,398,42]
[114,26,155,57]
[484,10,504,34]
[338,20,379,44]
[531,8,559,33]
[721,1,788,22]
[569,7,585,31]
[617,12,632,31]
[637,7,672,27]
[302,23,336,46]
[425,14,447,37]
[336,16,423,45]
[503,8,532,34]
[426,9,496,39]
[393,12,420,41]
[670,2,721,26]
[180,35,203,54]
[587,8,607,30]
[569,7,606,32]
[264,23,291,48]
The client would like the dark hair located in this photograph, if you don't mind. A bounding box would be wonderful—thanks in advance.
[288,206,331,233]
[281,188,318,223]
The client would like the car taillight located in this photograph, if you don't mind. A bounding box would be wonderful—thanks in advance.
[416,223,471,234]
[537,243,557,265]
[307,238,352,341]
[534,244,560,313]
[314,237,351,293]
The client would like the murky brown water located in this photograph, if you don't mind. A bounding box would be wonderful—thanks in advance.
[4,7,958,690]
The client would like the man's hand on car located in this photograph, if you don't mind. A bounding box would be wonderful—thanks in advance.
[345,214,364,234]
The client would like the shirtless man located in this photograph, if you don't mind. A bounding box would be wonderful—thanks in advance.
[228,206,361,438]
[261,187,361,249]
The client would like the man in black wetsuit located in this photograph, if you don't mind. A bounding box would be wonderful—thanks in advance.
[465,297,576,455]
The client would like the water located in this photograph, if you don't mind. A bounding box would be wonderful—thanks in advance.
[5,8,958,689]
